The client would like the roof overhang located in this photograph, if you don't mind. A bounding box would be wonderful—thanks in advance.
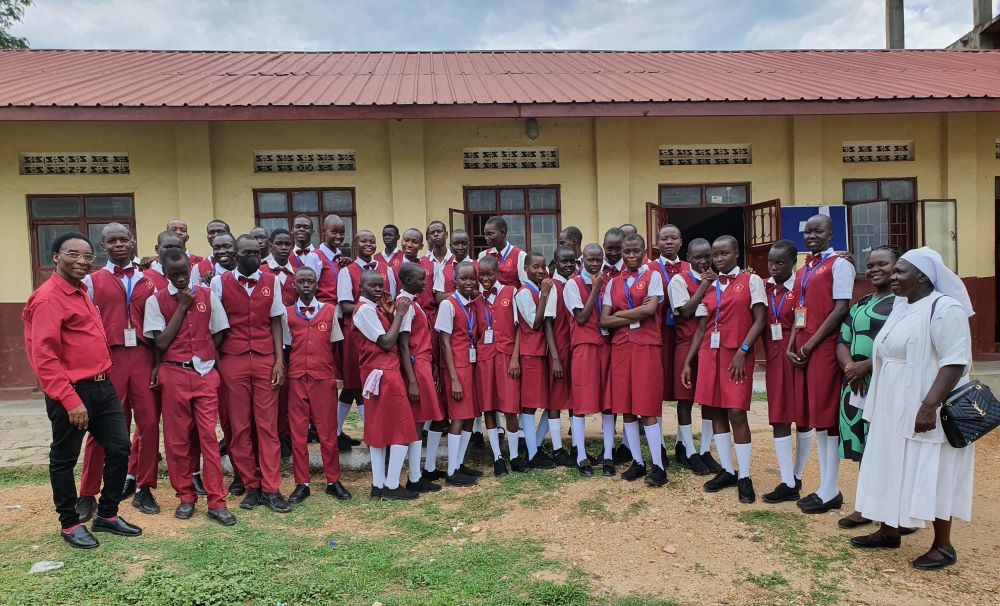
[1,97,999,121]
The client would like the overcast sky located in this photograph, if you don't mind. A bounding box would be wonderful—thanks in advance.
[10,0,996,51]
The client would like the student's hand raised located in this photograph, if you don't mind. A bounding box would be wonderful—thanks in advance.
[407,379,420,403]
[700,268,719,284]
[540,277,553,296]
[177,288,196,310]
[836,250,856,266]
[337,256,353,268]
[451,377,464,400]
[591,272,604,293]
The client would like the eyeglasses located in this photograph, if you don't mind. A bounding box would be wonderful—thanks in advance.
[59,250,97,263]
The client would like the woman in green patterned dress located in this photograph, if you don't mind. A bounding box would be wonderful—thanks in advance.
[835,245,899,529]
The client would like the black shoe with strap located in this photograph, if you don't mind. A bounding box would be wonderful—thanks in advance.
[762,482,800,504]
[912,546,957,570]
[800,492,844,514]
[602,459,616,477]
[577,461,594,477]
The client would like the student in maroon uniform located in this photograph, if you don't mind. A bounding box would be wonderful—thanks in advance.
[516,252,560,469]
[144,231,185,291]
[558,227,584,267]
[433,229,473,302]
[290,215,323,275]
[602,228,625,280]
[562,244,609,476]
[283,267,352,504]
[77,224,161,521]
[549,247,577,464]
[379,224,403,273]
[473,255,526,476]
[211,235,290,513]
[167,219,203,265]
[477,217,527,287]
[667,238,717,477]
[601,233,667,487]
[424,220,453,300]
[682,236,767,504]
[315,214,348,305]
[144,249,236,526]
[261,228,297,306]
[651,225,688,448]
[435,261,483,487]
[250,226,270,258]
[789,215,854,514]
[355,271,419,500]
[761,240,805,504]
[194,230,236,286]
[396,229,435,312]
[396,262,446,492]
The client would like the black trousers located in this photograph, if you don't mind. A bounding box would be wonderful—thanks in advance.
[46,380,131,529]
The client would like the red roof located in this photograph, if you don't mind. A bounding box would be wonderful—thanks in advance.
[2,49,1000,120]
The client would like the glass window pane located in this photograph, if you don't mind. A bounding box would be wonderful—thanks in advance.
[659,186,702,207]
[502,215,527,251]
[30,197,81,218]
[36,224,80,268]
[528,188,558,210]
[87,223,111,268]
[260,217,289,235]
[308,216,321,248]
[530,214,558,262]
[257,192,288,214]
[341,217,355,256]
[880,180,914,201]
[844,181,878,203]
[921,200,957,271]
[292,191,319,213]
[85,196,133,217]
[705,185,747,206]
[466,189,496,212]
[322,190,354,212]
[849,201,888,273]
[500,189,525,211]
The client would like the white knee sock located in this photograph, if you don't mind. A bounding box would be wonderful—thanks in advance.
[357,404,366,426]
[506,426,520,460]
[735,442,752,479]
[535,414,550,448]
[447,433,461,475]
[700,419,714,455]
[817,434,842,502]
[423,421,431,432]
[370,446,386,488]
[337,401,351,434]
[814,429,829,494]
[571,416,586,463]
[714,432,735,474]
[473,416,483,434]
[487,427,502,461]
[458,430,472,465]
[521,414,538,458]
[601,414,615,460]
[548,418,563,450]
[407,441,423,483]
[623,421,643,465]
[678,424,695,458]
[621,418,631,450]
[773,435,795,488]
[424,430,443,472]
[795,429,814,480]
[385,444,408,489]
[643,423,663,468]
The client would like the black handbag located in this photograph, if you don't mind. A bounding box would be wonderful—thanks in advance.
[941,380,1000,448]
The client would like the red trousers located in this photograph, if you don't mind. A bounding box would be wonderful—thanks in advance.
[219,352,282,492]
[80,345,160,495]
[159,364,226,509]
[288,375,341,484]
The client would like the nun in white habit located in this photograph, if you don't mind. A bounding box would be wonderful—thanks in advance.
[851,247,975,570]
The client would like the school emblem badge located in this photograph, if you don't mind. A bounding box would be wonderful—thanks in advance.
[145,279,154,291]
[196,301,208,312]
[501,298,510,307]
[636,281,646,291]
[786,291,794,300]
[262,286,271,297]
[504,260,512,268]
[734,283,745,292]
[817,266,828,274]
[318,321,329,332]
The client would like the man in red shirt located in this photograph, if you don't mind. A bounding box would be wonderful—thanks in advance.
[22,232,143,549]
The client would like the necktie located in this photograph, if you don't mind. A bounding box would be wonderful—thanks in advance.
[300,306,315,314]
[113,266,135,279]
[296,248,310,256]
[238,275,258,288]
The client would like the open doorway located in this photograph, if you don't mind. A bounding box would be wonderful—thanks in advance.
[667,206,747,267]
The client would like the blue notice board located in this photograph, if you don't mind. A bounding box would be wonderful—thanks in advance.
[780,205,848,253]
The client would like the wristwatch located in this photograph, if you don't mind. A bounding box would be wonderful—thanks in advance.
[739,344,751,353]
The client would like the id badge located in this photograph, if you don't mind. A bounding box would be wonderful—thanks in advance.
[483,329,494,344]
[124,328,138,347]
[794,307,807,329]
[468,348,477,363]
[770,323,783,341]
[709,331,721,349]
[629,321,641,330]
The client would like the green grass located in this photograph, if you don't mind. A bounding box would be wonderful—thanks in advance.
[746,571,790,589]
[0,467,50,487]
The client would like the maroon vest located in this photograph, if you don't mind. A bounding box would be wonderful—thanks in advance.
[517,284,548,356]
[398,294,433,359]
[155,287,216,364]
[765,281,796,360]
[569,276,605,347]
[675,271,702,345]
[356,300,401,374]
[476,285,517,359]
[142,268,168,292]
[552,279,572,355]
[441,295,477,368]
[218,271,278,356]
[487,245,523,288]
[701,272,754,350]
[346,260,393,302]
[286,303,337,380]
[261,262,297,306]
[608,270,661,346]
[314,247,341,305]
[791,255,838,338]
[90,268,156,347]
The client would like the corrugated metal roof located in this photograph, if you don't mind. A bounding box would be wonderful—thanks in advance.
[2,49,1000,111]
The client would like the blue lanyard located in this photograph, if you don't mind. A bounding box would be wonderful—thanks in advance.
[524,280,541,297]
[123,270,134,327]
[658,260,677,326]
[713,279,724,328]
[452,293,475,336]
[798,253,832,306]
[581,276,603,311]
[483,293,495,329]
[497,243,513,264]
[770,287,787,323]
[622,275,636,309]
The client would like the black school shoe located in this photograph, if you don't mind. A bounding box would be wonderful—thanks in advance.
[703,470,738,493]
[445,471,478,487]
[551,447,575,467]
[207,507,237,526]
[370,486,383,500]
[645,464,668,487]
[612,443,633,465]
[493,459,509,477]
[459,464,483,477]
[239,488,263,510]
[621,461,647,482]
[407,477,443,493]
[263,492,292,513]
[338,434,353,452]
[762,482,801,504]
[577,461,594,477]
[75,496,97,524]
[912,546,957,570]
[132,487,161,515]
[92,516,143,537]
[674,443,690,469]
[342,431,361,446]
[326,482,352,500]
[228,474,245,497]
[800,492,844,514]
[61,525,99,549]
[737,477,756,504]
[700,452,723,474]
[602,459,616,477]
[686,453,712,476]
[288,484,311,504]
[121,477,137,499]
[192,473,207,497]
[383,486,420,501]
[529,451,556,470]
[175,503,195,519]
[510,455,530,473]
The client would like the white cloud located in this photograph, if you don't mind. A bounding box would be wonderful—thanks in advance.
[10,0,984,51]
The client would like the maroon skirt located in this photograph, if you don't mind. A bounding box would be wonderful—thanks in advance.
[548,346,573,411]
[570,343,608,415]
[362,368,418,448]
[793,335,841,429]
[519,355,550,410]
[443,364,479,421]
[411,353,444,423]
[477,352,521,415]
[695,345,753,410]
[609,342,664,417]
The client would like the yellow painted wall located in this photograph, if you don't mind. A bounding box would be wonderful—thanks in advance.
[2,112,998,304]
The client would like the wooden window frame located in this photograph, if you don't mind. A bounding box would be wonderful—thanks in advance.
[656,182,752,209]
[253,187,357,256]
[27,193,137,289]
[843,177,918,262]
[462,185,562,258]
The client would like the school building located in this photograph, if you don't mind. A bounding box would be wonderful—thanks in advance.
[2,49,1000,392]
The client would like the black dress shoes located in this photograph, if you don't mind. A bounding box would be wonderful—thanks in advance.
[577,461,594,477]
[383,486,420,501]
[704,470,738,493]
[737,477,756,504]
[121,477,137,499]
[529,451,556,470]
[132,487,161,515]
[621,461,647,482]
[458,464,483,477]
[763,482,801,504]
[493,458,509,477]
[851,531,901,549]
[61,525,99,549]
[700,452,723,474]
[288,484,311,504]
[674,443,689,469]
[406,477,442,493]
[912,546,956,570]
[551,448,575,468]
[338,433,353,452]
[800,492,844,514]
[612,443,633,465]
[645,464,667,487]
[445,471,478,487]
[92,516,142,537]
[192,473,207,497]
[175,503,195,519]
[602,459,616,477]
[263,492,292,513]
[228,475,246,497]
[75,496,97,523]
[423,468,446,482]
[207,507,237,526]
[797,492,820,509]
[240,488,263,509]
[686,453,712,476]
[326,482,353,500]
[370,485,383,500]
[509,456,529,473]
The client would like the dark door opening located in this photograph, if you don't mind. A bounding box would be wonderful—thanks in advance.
[667,206,747,267]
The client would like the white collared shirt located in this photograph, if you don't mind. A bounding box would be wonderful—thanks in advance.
[292,244,323,276]
[602,259,624,274]
[668,268,707,311]
[432,254,472,293]
[210,269,286,318]
[434,291,474,334]
[378,249,400,265]
[477,243,529,285]
[514,281,558,323]
[695,267,767,317]
[353,296,387,342]
[263,254,296,287]
[601,264,664,306]
[811,247,857,300]
[83,261,144,301]
[282,298,344,346]
[660,255,683,266]
[337,258,397,303]
[314,243,343,280]
[143,284,229,376]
